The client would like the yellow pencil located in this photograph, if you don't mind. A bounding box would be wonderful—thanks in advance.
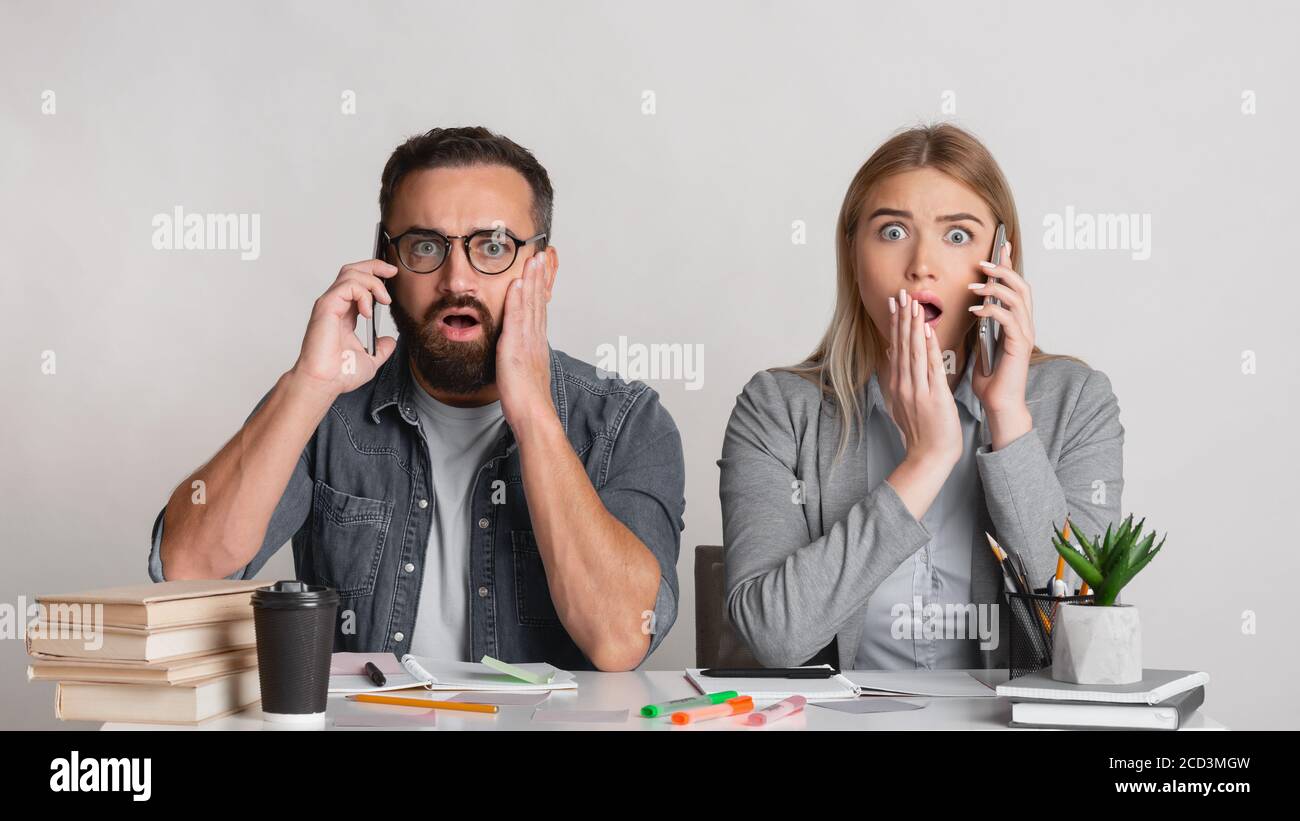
[347,693,500,714]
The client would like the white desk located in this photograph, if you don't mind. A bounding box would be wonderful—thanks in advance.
[101,669,1226,731]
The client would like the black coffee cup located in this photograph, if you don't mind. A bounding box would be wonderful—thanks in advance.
[251,581,339,724]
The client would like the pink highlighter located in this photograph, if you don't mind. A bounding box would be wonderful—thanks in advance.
[746,695,807,726]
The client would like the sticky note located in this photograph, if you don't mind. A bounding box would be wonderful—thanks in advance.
[480,654,556,685]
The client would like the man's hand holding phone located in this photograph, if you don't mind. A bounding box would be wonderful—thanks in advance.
[288,259,399,402]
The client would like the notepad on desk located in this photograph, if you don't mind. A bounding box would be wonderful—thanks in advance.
[328,654,577,694]
[686,666,997,701]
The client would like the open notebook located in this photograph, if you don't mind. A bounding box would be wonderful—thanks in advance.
[328,654,577,694]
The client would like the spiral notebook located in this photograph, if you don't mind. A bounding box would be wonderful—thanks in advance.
[328,654,577,694]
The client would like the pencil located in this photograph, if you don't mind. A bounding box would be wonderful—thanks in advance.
[346,693,500,714]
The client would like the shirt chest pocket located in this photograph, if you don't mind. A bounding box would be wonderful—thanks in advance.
[511,530,561,626]
[310,480,395,598]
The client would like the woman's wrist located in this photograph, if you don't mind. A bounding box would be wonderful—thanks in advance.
[986,404,1033,450]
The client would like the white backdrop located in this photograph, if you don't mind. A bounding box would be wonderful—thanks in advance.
[3,0,1296,729]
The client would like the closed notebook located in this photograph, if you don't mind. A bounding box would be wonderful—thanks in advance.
[34,579,267,629]
[995,668,1209,705]
[27,619,255,661]
[28,647,258,685]
[328,656,578,694]
[1010,686,1205,730]
[55,668,261,725]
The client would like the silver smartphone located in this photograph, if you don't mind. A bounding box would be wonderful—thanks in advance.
[978,223,1007,377]
[367,222,387,357]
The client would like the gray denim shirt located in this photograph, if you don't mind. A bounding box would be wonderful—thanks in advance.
[148,334,685,670]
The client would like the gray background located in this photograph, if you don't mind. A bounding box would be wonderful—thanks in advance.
[2,0,1295,730]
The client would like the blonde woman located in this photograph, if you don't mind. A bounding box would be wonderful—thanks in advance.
[719,124,1124,670]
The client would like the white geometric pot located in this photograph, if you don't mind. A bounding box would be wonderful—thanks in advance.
[1051,602,1142,685]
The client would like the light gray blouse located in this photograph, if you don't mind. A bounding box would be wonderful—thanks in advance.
[854,351,984,669]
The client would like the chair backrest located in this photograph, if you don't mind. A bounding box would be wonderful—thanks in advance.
[694,545,760,668]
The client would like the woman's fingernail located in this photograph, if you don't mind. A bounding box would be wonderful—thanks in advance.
[968,304,981,311]
[978,260,996,269]
[899,289,908,306]
[924,323,932,338]
[968,282,985,289]
[889,296,897,314]
[912,299,920,317]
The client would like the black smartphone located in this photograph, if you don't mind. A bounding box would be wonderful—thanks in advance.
[978,223,1007,377]
[368,222,388,357]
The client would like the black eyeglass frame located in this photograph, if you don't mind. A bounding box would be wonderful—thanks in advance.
[379,226,548,275]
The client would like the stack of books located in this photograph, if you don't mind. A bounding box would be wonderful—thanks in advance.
[26,580,269,724]
[996,668,1210,730]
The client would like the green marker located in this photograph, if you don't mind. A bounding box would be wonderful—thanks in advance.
[641,690,739,718]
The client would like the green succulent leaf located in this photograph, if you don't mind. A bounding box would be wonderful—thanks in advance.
[1054,538,1103,588]
[1075,529,1100,567]
[1096,533,1165,605]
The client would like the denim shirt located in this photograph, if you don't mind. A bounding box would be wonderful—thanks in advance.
[148,334,686,670]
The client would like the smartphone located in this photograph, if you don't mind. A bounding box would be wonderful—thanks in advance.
[978,223,1007,377]
[367,222,388,357]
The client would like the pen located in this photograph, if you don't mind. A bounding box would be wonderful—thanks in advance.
[363,661,387,687]
[641,690,739,717]
[700,668,837,679]
[346,693,499,714]
[986,532,1053,650]
[670,695,754,725]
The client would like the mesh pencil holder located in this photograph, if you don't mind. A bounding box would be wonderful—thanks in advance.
[1004,587,1096,679]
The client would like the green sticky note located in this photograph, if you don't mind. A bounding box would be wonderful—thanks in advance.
[480,655,556,685]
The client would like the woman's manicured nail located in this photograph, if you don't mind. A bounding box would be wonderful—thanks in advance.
[968,304,981,311]
[978,260,996,269]
[968,282,985,289]
[889,296,897,314]
[924,323,932,338]
[899,289,908,306]
[912,299,920,317]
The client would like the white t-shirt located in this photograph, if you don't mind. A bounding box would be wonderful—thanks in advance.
[406,363,507,661]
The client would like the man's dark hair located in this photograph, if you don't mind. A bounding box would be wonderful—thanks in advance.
[379,126,553,248]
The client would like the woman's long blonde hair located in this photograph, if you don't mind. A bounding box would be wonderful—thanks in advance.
[780,123,1083,457]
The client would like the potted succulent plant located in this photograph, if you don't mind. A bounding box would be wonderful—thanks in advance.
[1049,514,1167,685]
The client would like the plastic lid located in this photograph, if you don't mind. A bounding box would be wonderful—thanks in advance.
[250,580,339,609]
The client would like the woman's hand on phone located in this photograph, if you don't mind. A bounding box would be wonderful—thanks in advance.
[289,260,398,399]
[968,240,1035,445]
[885,288,963,471]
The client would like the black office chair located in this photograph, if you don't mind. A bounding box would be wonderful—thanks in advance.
[693,545,761,668]
[694,544,840,670]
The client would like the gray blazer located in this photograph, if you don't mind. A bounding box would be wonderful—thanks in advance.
[718,356,1125,670]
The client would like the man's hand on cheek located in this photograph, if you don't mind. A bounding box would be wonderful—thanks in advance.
[496,253,555,431]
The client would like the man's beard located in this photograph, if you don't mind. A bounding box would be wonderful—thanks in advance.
[389,293,499,396]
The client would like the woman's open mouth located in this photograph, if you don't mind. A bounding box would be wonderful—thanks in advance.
[908,291,944,327]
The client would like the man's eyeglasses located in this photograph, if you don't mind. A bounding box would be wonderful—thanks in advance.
[380,226,547,275]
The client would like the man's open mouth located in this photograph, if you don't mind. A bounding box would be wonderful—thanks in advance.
[440,310,481,330]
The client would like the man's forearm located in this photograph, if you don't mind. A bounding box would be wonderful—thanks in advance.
[159,369,334,579]
[512,409,661,671]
